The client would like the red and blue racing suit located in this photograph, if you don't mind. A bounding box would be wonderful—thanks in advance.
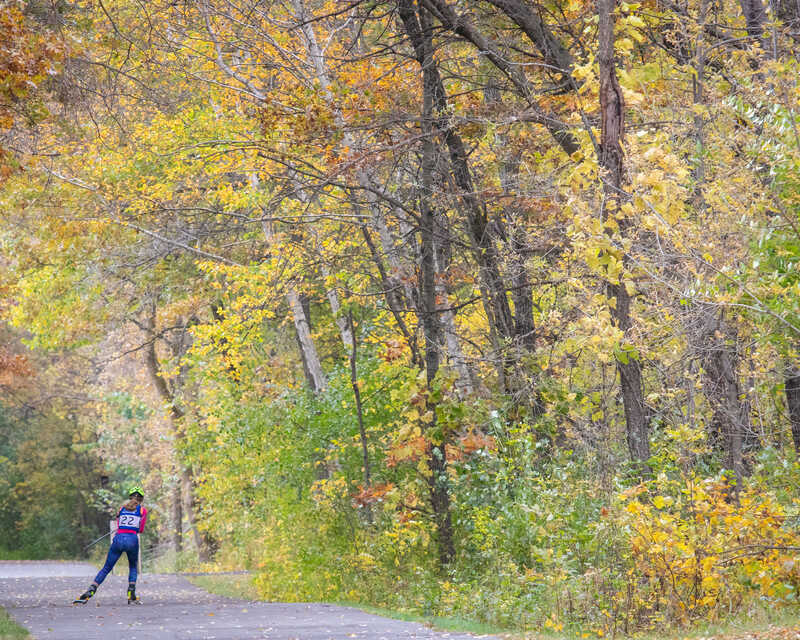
[93,504,147,585]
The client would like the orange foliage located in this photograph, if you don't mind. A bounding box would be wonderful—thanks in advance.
[379,338,405,363]
[386,432,497,467]
[0,346,31,384]
[447,432,498,462]
[0,2,63,177]
[352,482,395,507]
[386,435,427,468]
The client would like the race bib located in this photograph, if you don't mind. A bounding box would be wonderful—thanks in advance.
[118,513,141,529]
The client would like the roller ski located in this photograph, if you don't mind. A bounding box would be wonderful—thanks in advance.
[127,583,140,604]
[73,586,96,605]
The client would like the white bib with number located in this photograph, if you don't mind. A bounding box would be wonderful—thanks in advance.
[118,512,141,530]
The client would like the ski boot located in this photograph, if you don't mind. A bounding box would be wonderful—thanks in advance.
[73,585,96,605]
[127,583,139,605]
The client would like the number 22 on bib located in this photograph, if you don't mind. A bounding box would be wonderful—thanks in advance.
[118,505,142,531]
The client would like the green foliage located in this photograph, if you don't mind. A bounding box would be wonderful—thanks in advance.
[0,403,107,559]
[180,358,800,634]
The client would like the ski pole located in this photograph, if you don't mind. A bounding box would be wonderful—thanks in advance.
[84,531,111,551]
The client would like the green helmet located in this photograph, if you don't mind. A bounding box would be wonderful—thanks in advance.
[128,486,144,498]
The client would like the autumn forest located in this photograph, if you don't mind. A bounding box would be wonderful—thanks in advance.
[1,0,800,634]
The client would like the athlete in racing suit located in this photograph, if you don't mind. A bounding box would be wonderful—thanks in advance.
[74,487,147,604]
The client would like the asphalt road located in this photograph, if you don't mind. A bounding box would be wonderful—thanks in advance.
[0,562,492,640]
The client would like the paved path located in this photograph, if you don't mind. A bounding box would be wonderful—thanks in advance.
[0,562,491,640]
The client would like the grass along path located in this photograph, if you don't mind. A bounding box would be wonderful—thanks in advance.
[187,574,508,636]
[188,574,800,640]
[0,606,30,640]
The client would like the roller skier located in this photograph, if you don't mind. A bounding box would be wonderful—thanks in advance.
[74,486,147,605]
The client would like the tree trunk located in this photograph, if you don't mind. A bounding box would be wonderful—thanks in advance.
[171,477,182,553]
[348,312,373,523]
[374,212,419,311]
[391,210,474,393]
[484,79,541,411]
[432,218,474,397]
[181,468,209,562]
[285,288,327,392]
[416,0,456,565]
[509,227,537,353]
[360,224,421,366]
[598,0,650,473]
[739,0,768,40]
[699,311,748,486]
[438,291,475,397]
[399,0,549,407]
[785,364,800,454]
[775,0,800,40]
[147,337,182,554]
[614,285,651,466]
[397,0,518,364]
[481,0,575,88]
[682,0,752,476]
[321,261,354,349]
[419,153,456,567]
[424,0,579,154]
[143,310,209,558]
[258,216,327,393]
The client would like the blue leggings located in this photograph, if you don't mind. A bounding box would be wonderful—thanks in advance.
[94,533,139,585]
